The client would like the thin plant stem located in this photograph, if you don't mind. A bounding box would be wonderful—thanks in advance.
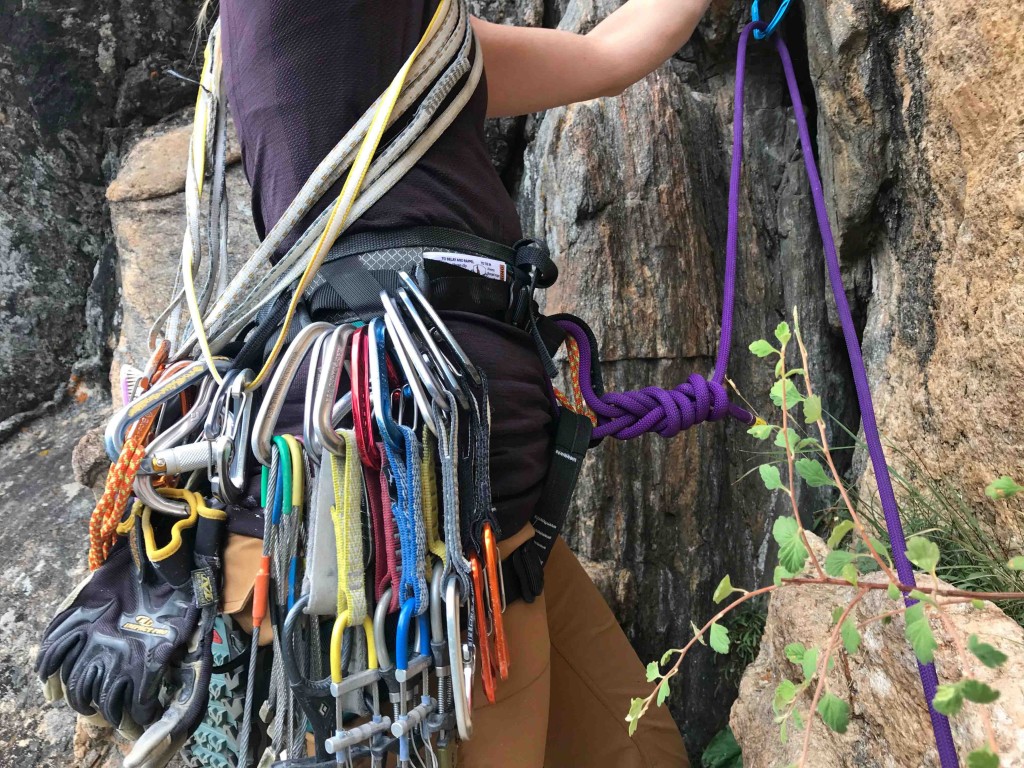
[798,588,869,768]
[794,317,896,581]
[780,336,825,578]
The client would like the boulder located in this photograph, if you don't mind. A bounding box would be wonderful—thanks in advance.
[107,115,261,400]
[730,534,1024,766]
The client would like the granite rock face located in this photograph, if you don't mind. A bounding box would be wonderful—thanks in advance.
[0,0,198,424]
[1,0,1023,764]
[730,535,1024,767]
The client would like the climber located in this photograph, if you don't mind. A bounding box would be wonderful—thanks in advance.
[203,0,711,765]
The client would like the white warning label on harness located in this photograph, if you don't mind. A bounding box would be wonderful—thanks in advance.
[423,251,507,282]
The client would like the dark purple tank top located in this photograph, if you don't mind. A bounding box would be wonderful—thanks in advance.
[219,0,522,253]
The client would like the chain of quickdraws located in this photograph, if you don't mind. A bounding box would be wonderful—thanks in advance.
[98,267,510,768]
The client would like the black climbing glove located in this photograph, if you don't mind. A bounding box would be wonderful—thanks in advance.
[36,489,225,768]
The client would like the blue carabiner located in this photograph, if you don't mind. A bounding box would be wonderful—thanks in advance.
[395,598,431,672]
[751,0,791,39]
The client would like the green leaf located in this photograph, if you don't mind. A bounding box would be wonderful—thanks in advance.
[796,458,834,488]
[824,550,855,577]
[985,476,1023,500]
[774,427,800,450]
[840,563,859,585]
[841,619,861,655]
[972,599,986,609]
[779,719,788,744]
[827,521,856,550]
[1009,556,1024,570]
[801,648,819,682]
[784,643,806,665]
[770,379,804,408]
[931,684,964,716]
[960,679,1000,704]
[749,339,778,358]
[713,574,737,604]
[967,749,1000,768]
[796,437,821,451]
[626,697,644,735]
[803,394,822,424]
[905,603,937,663]
[775,358,785,378]
[774,322,792,346]
[645,661,660,682]
[747,423,773,440]
[656,677,671,707]
[759,464,785,491]
[709,623,730,654]
[909,589,934,604]
[968,635,1007,669]
[887,583,902,600]
[773,517,809,573]
[773,565,793,586]
[831,606,845,625]
[691,622,706,646]
[817,693,850,734]
[792,709,804,731]
[906,537,941,572]
[700,727,743,768]
[772,679,798,714]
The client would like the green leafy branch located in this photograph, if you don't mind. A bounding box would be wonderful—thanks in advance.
[628,310,1024,768]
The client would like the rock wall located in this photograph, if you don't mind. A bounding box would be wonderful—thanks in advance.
[730,535,1024,767]
[1,0,1022,764]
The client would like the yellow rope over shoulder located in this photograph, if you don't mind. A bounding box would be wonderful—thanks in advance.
[183,0,450,391]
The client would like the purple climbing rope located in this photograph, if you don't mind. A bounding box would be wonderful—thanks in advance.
[557,21,959,767]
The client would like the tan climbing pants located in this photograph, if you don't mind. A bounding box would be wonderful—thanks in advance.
[457,533,690,768]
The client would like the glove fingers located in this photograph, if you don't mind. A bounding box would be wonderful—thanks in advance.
[36,628,84,682]
[62,651,102,717]
[99,671,130,730]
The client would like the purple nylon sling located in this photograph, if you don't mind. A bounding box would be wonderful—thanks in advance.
[555,22,959,767]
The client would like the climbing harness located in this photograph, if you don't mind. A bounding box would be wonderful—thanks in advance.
[37,0,957,764]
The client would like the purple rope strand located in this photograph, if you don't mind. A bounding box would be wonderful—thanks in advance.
[550,19,958,766]
[770,29,958,767]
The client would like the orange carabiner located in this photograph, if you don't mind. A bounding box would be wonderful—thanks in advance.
[470,555,497,703]
[482,524,510,680]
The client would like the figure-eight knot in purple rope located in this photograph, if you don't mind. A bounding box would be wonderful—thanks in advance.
[555,317,754,441]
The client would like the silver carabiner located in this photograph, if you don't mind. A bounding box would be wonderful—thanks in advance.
[312,324,357,458]
[251,322,334,466]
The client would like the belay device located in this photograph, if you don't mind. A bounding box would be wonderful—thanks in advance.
[36,0,957,766]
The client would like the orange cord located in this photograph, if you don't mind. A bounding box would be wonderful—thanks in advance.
[87,411,157,570]
[553,335,598,426]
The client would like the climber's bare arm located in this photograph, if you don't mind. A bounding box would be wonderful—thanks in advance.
[471,0,711,118]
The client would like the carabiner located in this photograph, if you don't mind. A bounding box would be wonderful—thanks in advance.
[482,524,510,680]
[469,555,497,703]
[751,0,790,39]
[251,321,333,465]
[205,368,255,502]
[396,271,481,388]
[444,576,473,741]
[351,327,382,470]
[312,324,357,457]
